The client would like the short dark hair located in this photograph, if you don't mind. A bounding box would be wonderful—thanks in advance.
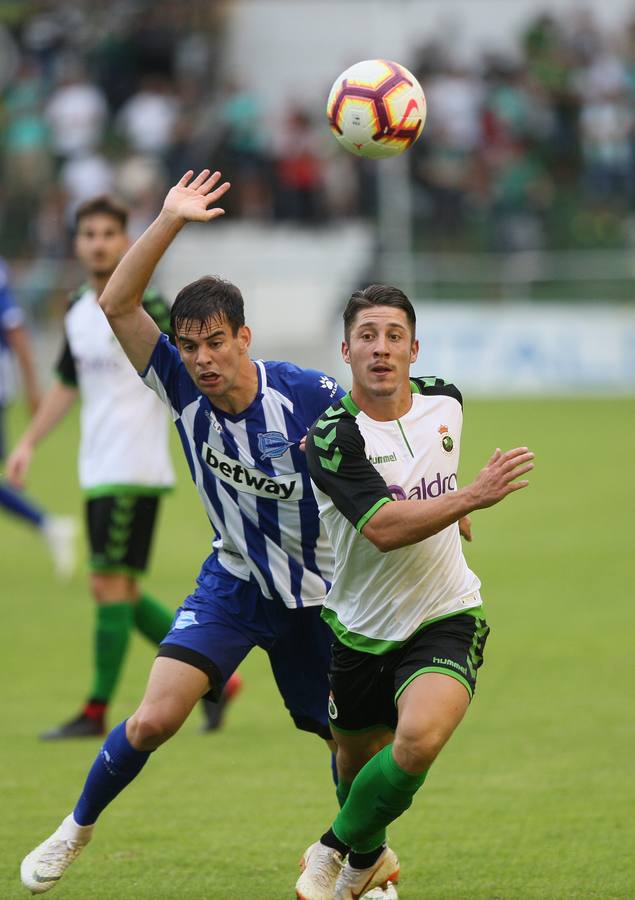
[343,283,416,340]
[170,276,245,336]
[74,195,128,231]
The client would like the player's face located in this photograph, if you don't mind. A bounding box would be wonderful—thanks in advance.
[74,214,129,279]
[175,315,251,400]
[343,306,418,398]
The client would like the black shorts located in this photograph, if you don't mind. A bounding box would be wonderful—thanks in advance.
[328,610,490,734]
[85,493,161,575]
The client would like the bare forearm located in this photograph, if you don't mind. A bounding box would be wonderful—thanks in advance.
[7,326,40,406]
[16,380,77,448]
[362,446,534,552]
[363,487,477,551]
[99,209,183,319]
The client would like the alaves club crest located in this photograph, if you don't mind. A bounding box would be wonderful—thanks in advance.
[257,431,295,460]
[438,424,454,453]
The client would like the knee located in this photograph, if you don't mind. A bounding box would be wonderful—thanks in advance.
[90,573,137,604]
[127,707,180,751]
[337,749,364,784]
[337,737,386,782]
[393,728,446,773]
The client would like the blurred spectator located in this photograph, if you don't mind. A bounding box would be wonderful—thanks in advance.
[116,75,180,158]
[45,59,108,161]
[115,155,167,238]
[1,58,52,255]
[216,80,271,219]
[579,86,634,207]
[60,153,116,226]
[273,107,326,224]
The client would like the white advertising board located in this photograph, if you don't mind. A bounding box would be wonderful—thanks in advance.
[412,303,635,394]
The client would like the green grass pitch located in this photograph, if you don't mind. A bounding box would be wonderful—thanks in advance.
[1,396,634,898]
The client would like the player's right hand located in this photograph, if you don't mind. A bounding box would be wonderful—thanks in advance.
[469,446,534,509]
[162,169,231,224]
[5,442,33,489]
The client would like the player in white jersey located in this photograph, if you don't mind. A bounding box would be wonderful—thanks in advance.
[296,284,534,900]
[19,170,363,897]
[7,196,180,740]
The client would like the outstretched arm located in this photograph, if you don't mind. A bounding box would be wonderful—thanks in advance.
[362,447,534,551]
[6,380,78,488]
[99,169,231,373]
[6,323,41,415]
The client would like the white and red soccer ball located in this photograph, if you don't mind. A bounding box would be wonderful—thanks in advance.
[327,59,426,159]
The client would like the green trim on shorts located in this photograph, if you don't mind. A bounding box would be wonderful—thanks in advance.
[329,721,395,736]
[395,666,473,704]
[322,602,484,656]
[89,562,145,577]
[83,484,173,499]
[355,496,392,532]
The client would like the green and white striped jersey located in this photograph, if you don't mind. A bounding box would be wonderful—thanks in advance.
[306,377,482,654]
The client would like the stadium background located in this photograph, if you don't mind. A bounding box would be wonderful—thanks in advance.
[1,1,633,897]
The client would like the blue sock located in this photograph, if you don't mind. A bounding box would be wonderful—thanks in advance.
[0,481,45,527]
[73,721,151,826]
[331,751,338,787]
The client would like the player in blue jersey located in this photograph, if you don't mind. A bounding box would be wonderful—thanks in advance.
[20,169,350,896]
[0,257,76,578]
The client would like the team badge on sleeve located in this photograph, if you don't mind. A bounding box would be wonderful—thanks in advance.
[439,424,454,453]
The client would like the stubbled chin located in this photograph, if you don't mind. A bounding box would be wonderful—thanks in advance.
[369,384,397,397]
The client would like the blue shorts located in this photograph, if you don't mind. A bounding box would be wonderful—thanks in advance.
[157,555,333,740]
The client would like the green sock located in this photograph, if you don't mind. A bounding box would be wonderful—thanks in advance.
[89,602,134,702]
[332,744,428,853]
[134,593,173,645]
[336,777,352,809]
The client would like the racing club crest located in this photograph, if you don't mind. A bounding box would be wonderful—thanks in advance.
[438,424,454,453]
[257,431,295,460]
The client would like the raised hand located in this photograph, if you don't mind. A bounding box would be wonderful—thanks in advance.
[469,446,534,510]
[163,169,231,223]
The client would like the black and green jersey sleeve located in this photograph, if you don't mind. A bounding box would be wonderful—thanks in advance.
[410,376,463,407]
[54,334,77,387]
[54,288,83,387]
[142,287,173,341]
[306,404,393,532]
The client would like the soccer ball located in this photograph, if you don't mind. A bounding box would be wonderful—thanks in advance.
[326,59,426,159]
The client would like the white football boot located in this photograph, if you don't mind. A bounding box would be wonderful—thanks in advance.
[334,847,400,899]
[42,516,77,580]
[296,841,345,899]
[20,814,93,893]
[363,881,399,899]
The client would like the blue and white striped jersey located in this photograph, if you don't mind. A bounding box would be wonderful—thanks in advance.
[142,333,344,608]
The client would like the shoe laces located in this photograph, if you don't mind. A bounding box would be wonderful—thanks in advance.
[38,839,82,874]
[308,844,344,889]
[336,860,378,896]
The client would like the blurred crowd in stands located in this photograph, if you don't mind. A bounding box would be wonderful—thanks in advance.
[411,11,635,253]
[2,2,635,305]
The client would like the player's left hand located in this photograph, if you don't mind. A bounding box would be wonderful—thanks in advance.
[459,515,472,542]
[162,170,231,224]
